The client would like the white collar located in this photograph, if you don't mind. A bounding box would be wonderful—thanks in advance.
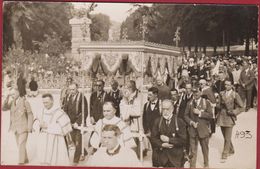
[150,99,158,104]
[128,90,138,101]
[103,116,120,124]
[107,144,120,154]
[111,89,119,93]
[44,105,59,114]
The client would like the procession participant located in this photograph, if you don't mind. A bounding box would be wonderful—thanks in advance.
[183,83,193,103]
[170,89,184,119]
[17,71,27,97]
[2,71,14,111]
[90,80,110,123]
[9,88,33,165]
[184,87,213,168]
[120,80,144,157]
[34,93,72,166]
[62,83,88,165]
[216,80,244,162]
[170,89,191,164]
[120,80,142,133]
[188,57,197,77]
[151,99,187,167]
[178,70,191,90]
[251,59,258,107]
[199,79,217,134]
[155,75,171,100]
[239,59,255,112]
[231,63,242,93]
[177,59,189,80]
[90,102,136,149]
[213,72,226,94]
[28,76,38,97]
[3,70,13,96]
[197,60,207,80]
[88,124,141,167]
[60,77,73,109]
[143,87,161,137]
[107,80,122,117]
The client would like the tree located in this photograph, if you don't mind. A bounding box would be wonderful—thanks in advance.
[121,4,258,55]
[3,2,73,52]
[90,13,111,41]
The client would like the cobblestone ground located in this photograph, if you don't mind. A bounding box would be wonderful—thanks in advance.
[1,94,257,168]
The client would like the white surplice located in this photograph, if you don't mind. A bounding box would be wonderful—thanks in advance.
[33,105,72,166]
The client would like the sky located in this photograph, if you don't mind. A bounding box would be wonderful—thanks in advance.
[73,2,152,23]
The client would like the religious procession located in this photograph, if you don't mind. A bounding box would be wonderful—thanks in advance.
[1,2,258,169]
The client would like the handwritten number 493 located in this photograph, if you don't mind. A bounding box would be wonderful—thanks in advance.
[235,130,252,139]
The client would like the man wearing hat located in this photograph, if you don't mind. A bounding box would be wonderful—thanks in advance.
[184,87,213,168]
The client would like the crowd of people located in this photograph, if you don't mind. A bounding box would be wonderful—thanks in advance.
[1,53,258,168]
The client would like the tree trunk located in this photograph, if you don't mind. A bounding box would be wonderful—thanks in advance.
[203,46,206,53]
[245,32,250,56]
[195,45,198,53]
[213,46,217,53]
[11,11,23,48]
[226,31,230,55]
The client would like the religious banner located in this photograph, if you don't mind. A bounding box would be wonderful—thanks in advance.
[101,52,122,75]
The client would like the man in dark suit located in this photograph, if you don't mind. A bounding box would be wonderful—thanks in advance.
[90,80,110,123]
[143,87,161,136]
[151,99,187,167]
[197,60,207,80]
[239,60,255,112]
[183,83,193,103]
[199,79,217,134]
[107,80,122,117]
[63,83,88,165]
[170,89,184,119]
[184,87,213,168]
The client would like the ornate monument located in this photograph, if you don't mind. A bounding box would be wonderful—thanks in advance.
[69,16,91,58]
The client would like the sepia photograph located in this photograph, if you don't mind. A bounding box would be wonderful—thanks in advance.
[1,1,258,168]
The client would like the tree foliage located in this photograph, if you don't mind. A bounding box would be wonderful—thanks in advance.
[121,4,258,55]
[3,2,73,52]
[90,13,111,41]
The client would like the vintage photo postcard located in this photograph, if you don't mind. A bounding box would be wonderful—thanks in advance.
[1,1,258,169]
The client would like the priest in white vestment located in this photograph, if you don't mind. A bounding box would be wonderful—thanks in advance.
[88,124,141,167]
[90,101,136,149]
[33,93,72,166]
